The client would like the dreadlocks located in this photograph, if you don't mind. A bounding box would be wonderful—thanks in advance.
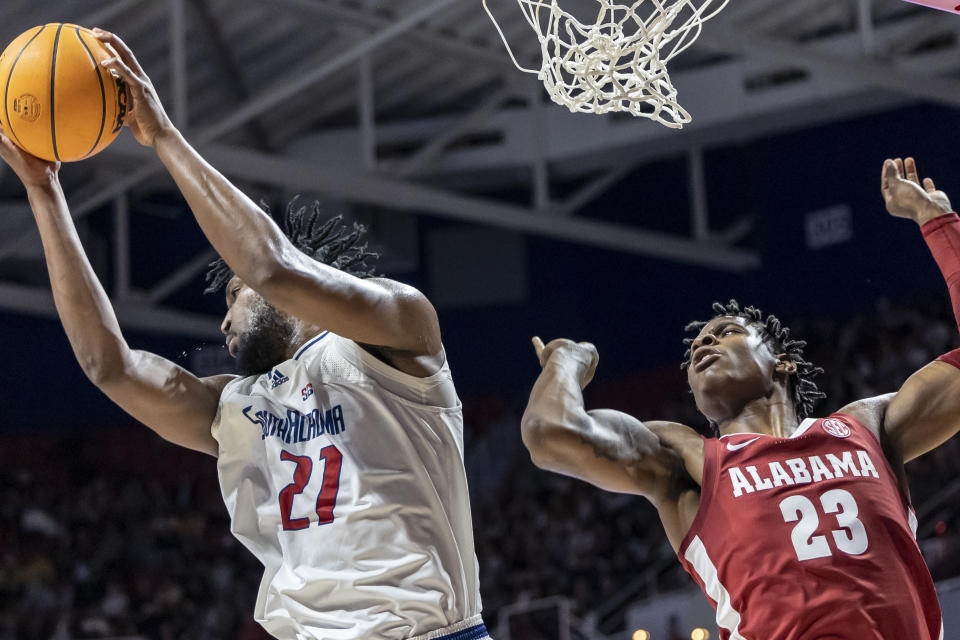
[681,300,826,434]
[204,197,380,294]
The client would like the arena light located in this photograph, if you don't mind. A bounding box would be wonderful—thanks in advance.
[691,629,711,640]
[632,631,650,640]
[902,0,960,14]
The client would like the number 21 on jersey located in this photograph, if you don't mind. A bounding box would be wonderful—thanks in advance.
[780,489,869,561]
[278,445,343,530]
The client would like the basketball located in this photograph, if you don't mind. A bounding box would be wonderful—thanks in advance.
[0,23,128,162]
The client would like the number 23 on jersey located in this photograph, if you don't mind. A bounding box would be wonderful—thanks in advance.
[780,488,869,561]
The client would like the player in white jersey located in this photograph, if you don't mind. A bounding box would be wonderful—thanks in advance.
[0,29,488,640]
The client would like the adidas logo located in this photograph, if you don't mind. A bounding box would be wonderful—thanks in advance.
[269,369,290,389]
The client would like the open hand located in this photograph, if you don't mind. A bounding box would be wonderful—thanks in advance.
[0,127,59,189]
[532,336,598,389]
[881,157,952,225]
[93,29,174,147]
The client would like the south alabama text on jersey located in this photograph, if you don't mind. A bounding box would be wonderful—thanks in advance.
[211,331,488,640]
[242,403,347,443]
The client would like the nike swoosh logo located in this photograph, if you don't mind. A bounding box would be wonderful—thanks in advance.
[726,437,762,452]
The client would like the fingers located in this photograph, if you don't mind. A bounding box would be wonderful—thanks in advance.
[903,156,940,194]
[92,28,146,78]
[882,158,900,178]
[532,336,546,367]
[895,157,905,176]
[100,54,138,87]
[881,159,898,195]
[905,157,920,185]
[532,336,545,357]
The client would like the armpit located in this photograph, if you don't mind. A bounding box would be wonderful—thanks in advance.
[837,393,896,440]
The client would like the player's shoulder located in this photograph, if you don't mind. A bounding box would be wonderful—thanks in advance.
[645,421,705,463]
[368,276,429,301]
[203,373,240,396]
[644,421,705,492]
[645,420,702,442]
[834,392,897,439]
[368,277,439,325]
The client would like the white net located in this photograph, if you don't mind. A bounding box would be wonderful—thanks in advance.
[484,0,730,128]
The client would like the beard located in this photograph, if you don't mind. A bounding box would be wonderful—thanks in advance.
[234,296,296,377]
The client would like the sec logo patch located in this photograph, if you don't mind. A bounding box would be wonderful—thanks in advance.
[821,419,851,438]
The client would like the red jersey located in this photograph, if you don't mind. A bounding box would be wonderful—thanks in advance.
[677,413,943,640]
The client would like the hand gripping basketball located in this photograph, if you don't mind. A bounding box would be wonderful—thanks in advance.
[93,29,173,147]
[0,127,60,189]
[881,157,952,225]
[532,336,599,389]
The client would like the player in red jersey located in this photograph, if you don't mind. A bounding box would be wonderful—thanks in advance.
[522,157,960,639]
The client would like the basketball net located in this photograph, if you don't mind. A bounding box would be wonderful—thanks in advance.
[484,0,730,128]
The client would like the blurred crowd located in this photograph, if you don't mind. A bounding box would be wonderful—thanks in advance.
[0,439,269,640]
[3,295,960,639]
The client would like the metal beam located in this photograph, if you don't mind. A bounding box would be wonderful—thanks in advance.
[530,90,550,211]
[269,0,516,74]
[70,0,144,31]
[358,56,377,171]
[395,88,513,177]
[114,193,130,300]
[14,12,947,261]
[169,0,188,128]
[196,142,759,271]
[195,0,460,143]
[189,0,272,149]
[700,25,960,109]
[0,0,468,236]
[688,148,709,241]
[145,248,217,304]
[857,0,875,56]
[10,120,759,272]
[350,20,960,181]
[0,282,222,339]
[557,164,636,218]
[0,164,160,261]
[273,55,422,142]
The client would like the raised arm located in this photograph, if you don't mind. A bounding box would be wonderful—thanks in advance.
[94,30,440,359]
[0,133,229,456]
[521,338,700,501]
[879,157,960,462]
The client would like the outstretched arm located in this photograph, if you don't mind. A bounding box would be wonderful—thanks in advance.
[94,30,441,360]
[0,133,229,456]
[521,338,698,501]
[880,157,960,461]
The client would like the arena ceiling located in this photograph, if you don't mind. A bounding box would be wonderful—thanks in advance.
[0,0,957,337]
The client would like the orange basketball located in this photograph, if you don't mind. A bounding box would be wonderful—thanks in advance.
[0,24,128,162]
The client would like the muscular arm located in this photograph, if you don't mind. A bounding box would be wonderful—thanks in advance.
[156,131,439,355]
[885,360,960,462]
[879,157,960,462]
[25,176,228,456]
[521,341,697,501]
[96,31,440,359]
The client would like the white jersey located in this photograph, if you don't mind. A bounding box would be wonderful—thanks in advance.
[211,331,487,640]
